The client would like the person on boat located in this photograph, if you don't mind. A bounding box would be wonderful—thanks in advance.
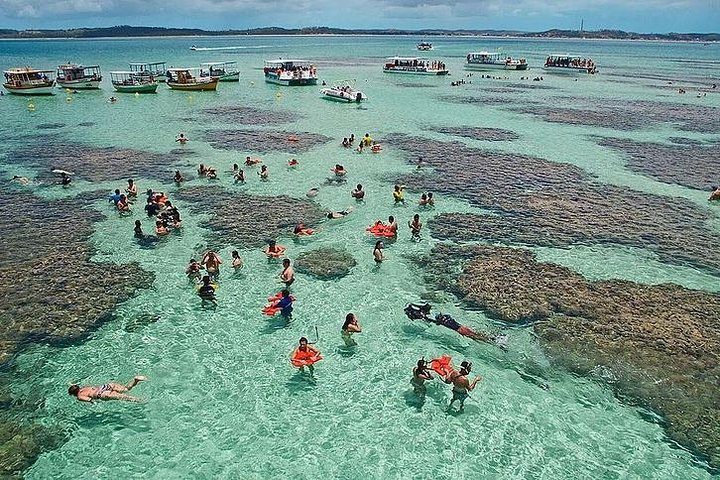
[264,240,286,257]
[259,165,269,181]
[404,303,494,345]
[411,358,434,396]
[362,133,373,146]
[234,169,245,184]
[231,250,243,270]
[134,220,145,239]
[327,208,352,219]
[373,240,385,264]
[117,194,131,213]
[174,170,185,184]
[109,188,122,205]
[332,164,347,176]
[291,337,320,374]
[245,156,261,166]
[341,313,362,347]
[408,214,422,240]
[197,275,217,305]
[386,216,398,237]
[176,133,188,144]
[68,375,148,403]
[126,178,138,199]
[709,186,720,201]
[11,175,30,185]
[352,184,365,200]
[393,185,405,204]
[444,361,481,412]
[280,258,295,287]
[155,220,169,235]
[185,258,203,280]
[201,250,222,279]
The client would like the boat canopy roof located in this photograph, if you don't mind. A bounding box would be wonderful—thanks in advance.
[201,61,237,67]
[265,59,312,66]
[4,67,54,74]
[58,64,100,70]
[129,62,167,67]
[468,51,502,56]
[547,54,582,58]
[167,67,201,72]
[110,71,135,75]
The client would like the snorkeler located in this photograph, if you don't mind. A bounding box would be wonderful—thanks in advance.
[68,375,147,403]
[327,208,353,219]
[280,258,295,286]
[444,361,481,412]
[404,303,495,345]
[341,313,362,346]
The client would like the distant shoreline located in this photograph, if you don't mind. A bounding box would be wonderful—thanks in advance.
[0,26,718,42]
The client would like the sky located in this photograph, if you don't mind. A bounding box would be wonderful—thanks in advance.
[0,0,718,33]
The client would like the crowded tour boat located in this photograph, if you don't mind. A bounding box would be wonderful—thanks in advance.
[543,54,597,74]
[200,61,240,82]
[263,59,318,86]
[3,67,55,95]
[110,71,159,93]
[416,42,433,51]
[320,83,366,103]
[129,62,168,83]
[383,57,449,75]
[166,68,219,91]
[465,52,528,71]
[56,64,102,89]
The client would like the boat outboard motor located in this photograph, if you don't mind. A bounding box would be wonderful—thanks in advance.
[404,302,431,320]
[356,92,362,102]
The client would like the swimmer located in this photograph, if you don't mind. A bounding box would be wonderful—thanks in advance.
[709,186,720,201]
[144,198,160,218]
[418,193,429,206]
[232,163,240,174]
[341,137,350,148]
[155,220,169,235]
[198,164,208,177]
[133,220,144,239]
[201,250,222,278]
[444,360,481,412]
[117,194,130,212]
[176,133,188,144]
[264,240,286,257]
[68,375,147,403]
[206,167,218,180]
[371,143,382,153]
[307,187,320,198]
[341,313,362,346]
[197,275,217,305]
[185,258,203,280]
[427,192,434,206]
[356,142,364,154]
[349,133,355,145]
[291,337,320,374]
[293,223,314,236]
[275,289,293,318]
[174,170,184,184]
[126,178,137,199]
[408,214,422,240]
[362,132,373,146]
[332,164,347,176]
[231,250,243,270]
[12,175,30,185]
[386,215,398,237]
[393,185,405,204]
[351,184,365,200]
[288,158,299,168]
[109,96,117,103]
[373,240,385,263]
[258,165,269,180]
[60,172,72,186]
[109,188,122,205]
[234,169,245,184]
[404,303,495,345]
[411,358,434,395]
[245,156,262,166]
[280,258,295,286]
[327,208,352,219]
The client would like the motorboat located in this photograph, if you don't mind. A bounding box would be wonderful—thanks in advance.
[383,57,448,75]
[200,61,240,82]
[465,52,528,71]
[56,64,102,89]
[263,59,318,86]
[543,54,597,74]
[110,71,158,93]
[166,68,219,91]
[320,84,366,102]
[3,67,55,95]
[417,42,433,51]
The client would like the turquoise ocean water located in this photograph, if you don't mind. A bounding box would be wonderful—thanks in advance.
[1,35,719,478]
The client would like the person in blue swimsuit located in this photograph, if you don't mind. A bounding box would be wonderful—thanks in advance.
[275,289,293,318]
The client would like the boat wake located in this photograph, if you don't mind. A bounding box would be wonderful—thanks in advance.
[190,45,274,51]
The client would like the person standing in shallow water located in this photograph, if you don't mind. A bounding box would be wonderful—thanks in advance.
[341,313,362,346]
[444,361,481,412]
[280,258,295,287]
[411,359,434,396]
[373,241,385,264]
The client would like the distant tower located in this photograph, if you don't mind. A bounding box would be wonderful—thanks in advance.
[580,19,584,33]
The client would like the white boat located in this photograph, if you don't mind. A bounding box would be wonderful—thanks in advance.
[56,64,102,89]
[417,42,433,51]
[200,61,240,82]
[320,84,366,103]
[264,59,318,86]
[110,71,158,93]
[383,57,448,75]
[129,62,168,83]
[3,68,55,95]
[465,52,528,71]
[543,54,597,74]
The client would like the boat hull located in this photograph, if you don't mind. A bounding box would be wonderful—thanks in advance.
[3,83,55,95]
[265,74,318,86]
[321,91,365,103]
[112,83,158,93]
[57,79,102,89]
[465,62,528,71]
[217,72,240,82]
[383,68,449,76]
[542,66,595,74]
[167,79,218,91]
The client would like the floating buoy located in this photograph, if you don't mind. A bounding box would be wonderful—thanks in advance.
[135,92,140,96]
[275,92,282,98]
[66,96,72,102]
[27,102,35,112]
[250,81,255,85]
[65,88,72,94]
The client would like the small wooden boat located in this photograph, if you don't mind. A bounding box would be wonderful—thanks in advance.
[110,71,158,93]
[3,67,55,95]
[264,59,318,86]
[383,57,448,75]
[200,61,240,81]
[57,64,102,89]
[166,68,218,91]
